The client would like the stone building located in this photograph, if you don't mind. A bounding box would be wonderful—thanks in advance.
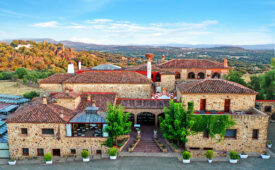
[255,100,275,117]
[6,53,269,159]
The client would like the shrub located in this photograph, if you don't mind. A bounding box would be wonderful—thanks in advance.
[108,147,118,156]
[241,151,246,155]
[81,150,89,158]
[105,137,114,147]
[182,151,191,160]
[205,150,214,160]
[44,153,52,162]
[267,140,272,144]
[229,151,239,160]
[23,91,40,100]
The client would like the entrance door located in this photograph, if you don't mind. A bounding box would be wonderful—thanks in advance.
[200,99,206,111]
[137,112,155,125]
[52,149,61,156]
[224,99,231,112]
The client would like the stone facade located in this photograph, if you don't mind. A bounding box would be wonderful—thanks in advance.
[177,90,256,112]
[41,83,153,99]
[54,96,81,110]
[161,68,229,81]
[186,110,269,153]
[255,100,275,116]
[7,123,109,159]
[159,74,175,92]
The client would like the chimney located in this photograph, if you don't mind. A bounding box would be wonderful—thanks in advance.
[224,58,228,67]
[42,95,47,105]
[78,60,82,70]
[87,94,91,102]
[67,60,75,73]
[92,100,96,107]
[145,53,154,79]
[161,54,165,62]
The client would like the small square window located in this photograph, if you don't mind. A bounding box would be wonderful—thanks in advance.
[23,148,29,156]
[225,129,237,139]
[37,148,44,156]
[252,129,259,139]
[71,149,76,155]
[264,106,272,112]
[21,128,28,135]
[42,129,54,135]
[96,150,102,154]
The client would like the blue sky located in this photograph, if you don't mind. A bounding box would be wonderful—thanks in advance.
[0,0,274,45]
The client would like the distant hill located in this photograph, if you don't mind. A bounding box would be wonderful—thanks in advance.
[0,40,142,72]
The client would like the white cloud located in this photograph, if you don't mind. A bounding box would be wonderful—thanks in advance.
[29,19,274,45]
[32,21,59,28]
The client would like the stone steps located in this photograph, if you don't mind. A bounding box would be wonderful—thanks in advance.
[134,140,161,152]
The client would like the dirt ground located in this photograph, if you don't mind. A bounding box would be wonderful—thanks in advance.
[0,81,39,96]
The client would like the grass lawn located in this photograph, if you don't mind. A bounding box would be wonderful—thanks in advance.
[0,81,39,96]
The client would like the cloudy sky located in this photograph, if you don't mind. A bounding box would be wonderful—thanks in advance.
[0,0,275,45]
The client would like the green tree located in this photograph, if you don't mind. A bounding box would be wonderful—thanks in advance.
[248,75,261,92]
[225,70,247,86]
[23,91,40,100]
[105,103,132,146]
[15,67,28,79]
[261,69,275,100]
[159,100,195,146]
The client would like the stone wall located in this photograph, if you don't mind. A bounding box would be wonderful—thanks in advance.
[159,74,175,92]
[7,123,109,159]
[177,91,256,112]
[39,84,64,96]
[255,101,275,116]
[124,108,164,125]
[186,113,269,153]
[63,83,152,99]
[54,96,81,110]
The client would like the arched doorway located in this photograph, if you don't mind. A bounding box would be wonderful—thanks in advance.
[137,112,155,125]
[188,72,195,79]
[175,72,181,79]
[212,72,220,79]
[198,72,205,79]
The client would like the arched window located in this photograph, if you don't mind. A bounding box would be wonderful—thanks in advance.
[156,73,161,82]
[212,72,220,79]
[198,72,205,79]
[188,72,195,79]
[175,72,181,79]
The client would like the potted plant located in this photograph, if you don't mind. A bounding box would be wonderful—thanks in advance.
[229,151,239,163]
[239,151,248,159]
[137,128,141,135]
[109,147,118,160]
[81,150,90,162]
[44,153,53,165]
[261,151,270,159]
[267,140,272,148]
[8,159,16,165]
[182,151,191,163]
[205,150,214,163]
[154,129,157,135]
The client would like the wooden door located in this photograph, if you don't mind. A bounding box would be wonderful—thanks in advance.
[224,99,231,112]
[200,99,206,111]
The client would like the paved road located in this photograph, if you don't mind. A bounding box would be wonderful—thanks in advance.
[1,157,274,170]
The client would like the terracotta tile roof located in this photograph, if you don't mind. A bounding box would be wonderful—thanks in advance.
[125,64,161,72]
[116,99,170,109]
[160,70,175,75]
[64,71,152,84]
[6,101,76,123]
[76,93,117,112]
[39,73,76,84]
[157,59,228,69]
[52,92,80,99]
[177,79,257,94]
